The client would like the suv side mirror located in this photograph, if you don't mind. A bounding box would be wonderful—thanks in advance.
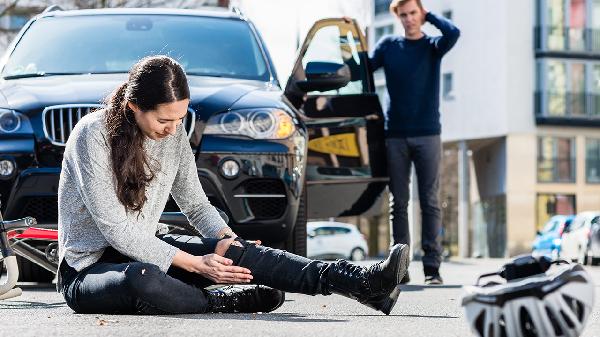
[307,230,316,238]
[296,61,350,92]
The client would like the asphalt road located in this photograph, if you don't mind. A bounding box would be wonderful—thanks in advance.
[0,258,599,337]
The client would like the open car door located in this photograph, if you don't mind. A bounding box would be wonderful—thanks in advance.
[284,18,388,219]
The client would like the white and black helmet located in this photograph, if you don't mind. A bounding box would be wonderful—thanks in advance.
[461,255,595,337]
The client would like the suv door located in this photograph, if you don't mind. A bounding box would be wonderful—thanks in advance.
[284,18,388,219]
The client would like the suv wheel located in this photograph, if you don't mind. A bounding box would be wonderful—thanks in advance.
[283,185,307,257]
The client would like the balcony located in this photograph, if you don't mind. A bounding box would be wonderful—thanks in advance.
[535,26,600,57]
[535,91,600,126]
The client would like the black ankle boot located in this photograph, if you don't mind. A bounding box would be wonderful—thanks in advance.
[206,285,285,313]
[322,244,410,315]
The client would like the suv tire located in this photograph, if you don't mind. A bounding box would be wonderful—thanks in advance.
[284,185,307,257]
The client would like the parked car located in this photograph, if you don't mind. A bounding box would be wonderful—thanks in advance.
[532,215,574,259]
[0,7,388,281]
[587,215,600,265]
[560,211,600,265]
[307,221,368,261]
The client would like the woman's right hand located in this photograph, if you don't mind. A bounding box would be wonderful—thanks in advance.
[178,251,253,284]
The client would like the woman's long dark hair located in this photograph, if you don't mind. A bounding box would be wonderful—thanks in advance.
[104,55,190,212]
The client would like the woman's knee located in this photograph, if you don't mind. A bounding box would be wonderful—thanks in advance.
[122,263,164,296]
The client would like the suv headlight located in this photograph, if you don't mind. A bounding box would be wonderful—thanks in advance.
[0,109,31,134]
[0,109,21,133]
[204,108,295,139]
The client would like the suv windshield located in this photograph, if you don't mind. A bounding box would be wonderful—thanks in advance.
[2,14,270,81]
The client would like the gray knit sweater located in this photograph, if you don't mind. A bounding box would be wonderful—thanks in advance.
[58,109,229,273]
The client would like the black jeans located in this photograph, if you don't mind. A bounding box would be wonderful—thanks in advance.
[59,234,329,314]
[386,136,442,270]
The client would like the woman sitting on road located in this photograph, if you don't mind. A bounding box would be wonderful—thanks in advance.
[57,55,409,315]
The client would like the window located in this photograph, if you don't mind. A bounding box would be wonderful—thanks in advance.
[375,0,392,16]
[536,193,576,230]
[374,24,394,43]
[442,72,454,100]
[586,138,600,182]
[538,0,600,52]
[537,136,576,182]
[538,59,600,117]
[1,15,270,81]
[301,24,365,95]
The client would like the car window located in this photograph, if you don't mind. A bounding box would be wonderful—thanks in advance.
[333,227,351,234]
[542,219,559,233]
[301,24,364,95]
[2,15,269,81]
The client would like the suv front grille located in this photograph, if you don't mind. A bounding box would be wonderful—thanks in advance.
[20,196,58,224]
[242,179,287,220]
[43,104,197,146]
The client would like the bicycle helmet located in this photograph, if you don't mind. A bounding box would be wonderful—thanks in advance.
[461,255,595,337]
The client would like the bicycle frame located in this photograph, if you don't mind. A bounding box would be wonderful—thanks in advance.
[0,207,43,300]
[0,203,226,300]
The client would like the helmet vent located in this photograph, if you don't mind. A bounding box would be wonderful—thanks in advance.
[498,315,507,337]
[559,310,575,329]
[545,306,564,336]
[474,310,485,337]
[562,294,585,323]
[519,307,539,337]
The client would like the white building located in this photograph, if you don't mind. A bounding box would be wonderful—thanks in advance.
[370,0,600,257]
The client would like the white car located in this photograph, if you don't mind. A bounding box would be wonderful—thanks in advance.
[560,211,600,264]
[307,221,369,261]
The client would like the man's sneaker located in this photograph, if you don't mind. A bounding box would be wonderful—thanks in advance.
[206,285,285,313]
[400,270,410,284]
[424,274,443,285]
[424,266,443,285]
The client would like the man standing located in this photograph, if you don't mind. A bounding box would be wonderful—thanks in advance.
[369,0,460,285]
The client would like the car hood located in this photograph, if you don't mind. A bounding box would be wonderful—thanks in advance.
[0,74,286,120]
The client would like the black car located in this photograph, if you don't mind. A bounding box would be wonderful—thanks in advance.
[0,7,387,281]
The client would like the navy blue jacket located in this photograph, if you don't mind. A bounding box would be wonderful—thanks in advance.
[369,12,460,137]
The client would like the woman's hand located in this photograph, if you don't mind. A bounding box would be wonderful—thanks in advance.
[193,254,253,284]
[172,250,253,284]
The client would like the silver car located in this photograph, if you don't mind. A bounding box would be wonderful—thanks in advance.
[307,221,369,261]
[560,211,600,264]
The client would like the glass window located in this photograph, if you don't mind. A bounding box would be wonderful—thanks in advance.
[375,0,392,16]
[536,194,576,230]
[586,138,600,182]
[443,72,454,100]
[547,0,566,50]
[593,0,600,51]
[570,63,586,115]
[2,15,270,81]
[537,136,576,183]
[569,0,586,50]
[593,65,600,116]
[547,60,567,116]
[302,24,364,95]
[374,24,394,43]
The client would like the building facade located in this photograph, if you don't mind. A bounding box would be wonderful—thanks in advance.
[370,0,600,257]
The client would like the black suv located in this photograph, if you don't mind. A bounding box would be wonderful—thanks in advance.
[0,7,387,281]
